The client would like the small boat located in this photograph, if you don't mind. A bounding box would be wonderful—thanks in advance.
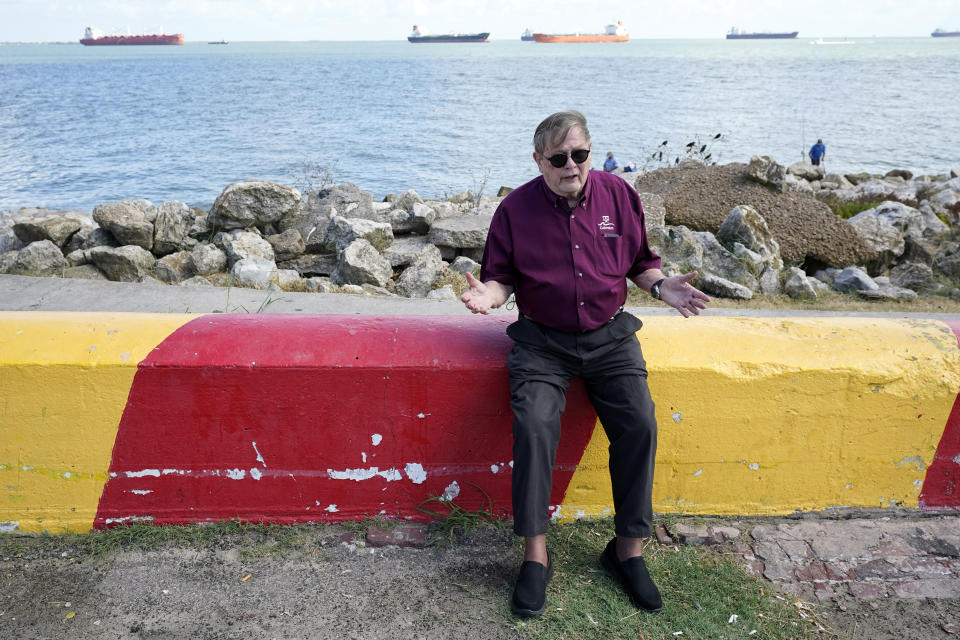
[407,25,489,43]
[521,28,534,42]
[931,28,960,37]
[208,40,228,45]
[811,37,854,45]
[80,26,184,45]
[726,27,798,40]
[532,21,628,43]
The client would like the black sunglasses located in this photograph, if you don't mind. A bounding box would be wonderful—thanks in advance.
[546,149,591,168]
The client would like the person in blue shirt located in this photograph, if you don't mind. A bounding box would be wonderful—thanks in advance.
[603,152,619,172]
[809,139,826,166]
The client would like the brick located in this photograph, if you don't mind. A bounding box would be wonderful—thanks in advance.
[848,582,886,600]
[741,560,765,576]
[825,562,855,581]
[873,539,919,557]
[754,541,790,563]
[338,531,356,544]
[655,525,673,545]
[854,559,904,580]
[749,524,776,541]
[795,561,829,582]
[813,582,836,602]
[890,557,952,577]
[891,579,960,599]
[710,526,741,542]
[762,562,796,582]
[780,540,815,561]
[672,523,711,545]
[365,524,428,548]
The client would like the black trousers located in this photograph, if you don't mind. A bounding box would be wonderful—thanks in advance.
[506,312,657,538]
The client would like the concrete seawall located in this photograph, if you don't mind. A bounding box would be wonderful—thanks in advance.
[2,311,960,534]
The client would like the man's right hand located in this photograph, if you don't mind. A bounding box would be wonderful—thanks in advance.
[462,272,513,314]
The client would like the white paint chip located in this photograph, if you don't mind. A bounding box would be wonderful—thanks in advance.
[126,469,161,478]
[362,452,367,463]
[371,434,383,446]
[672,412,683,423]
[328,467,402,482]
[749,463,759,471]
[250,468,263,480]
[252,441,266,467]
[952,454,960,465]
[226,468,246,480]
[325,504,339,512]
[692,469,703,477]
[405,462,427,484]
[442,481,460,501]
[130,489,153,495]
[0,522,20,533]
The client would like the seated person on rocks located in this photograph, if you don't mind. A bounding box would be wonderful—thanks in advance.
[603,151,619,172]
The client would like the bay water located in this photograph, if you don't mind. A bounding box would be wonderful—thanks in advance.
[1,38,958,212]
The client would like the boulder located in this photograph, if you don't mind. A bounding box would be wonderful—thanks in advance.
[13,217,82,248]
[231,256,279,288]
[331,239,393,288]
[275,269,304,290]
[179,276,215,287]
[152,201,194,256]
[9,240,68,276]
[885,169,913,181]
[427,215,494,250]
[934,242,960,278]
[716,205,783,271]
[382,236,435,268]
[696,273,753,300]
[647,225,703,275]
[324,215,394,253]
[122,199,158,222]
[276,253,338,277]
[0,230,23,255]
[0,250,18,274]
[395,245,444,297]
[394,189,424,213]
[787,162,824,181]
[427,285,458,301]
[88,245,156,282]
[65,248,89,266]
[746,155,786,191]
[844,172,872,186]
[847,208,905,272]
[637,192,666,229]
[858,284,918,302]
[783,267,818,299]
[692,231,758,291]
[280,182,374,247]
[92,202,154,250]
[63,264,106,280]
[304,276,336,293]
[152,250,194,284]
[783,174,815,195]
[208,181,301,230]
[80,227,120,251]
[890,262,934,291]
[449,256,479,275]
[189,243,228,276]
[215,229,276,267]
[266,228,306,262]
[389,202,436,235]
[832,266,879,292]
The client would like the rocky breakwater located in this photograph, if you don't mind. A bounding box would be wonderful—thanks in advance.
[0,181,502,301]
[2,160,960,304]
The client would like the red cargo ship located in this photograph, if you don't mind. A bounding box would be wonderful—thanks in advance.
[80,26,184,46]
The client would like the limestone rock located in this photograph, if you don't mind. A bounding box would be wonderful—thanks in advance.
[324,215,393,253]
[427,215,494,250]
[832,266,879,292]
[13,216,82,248]
[276,269,304,290]
[10,240,68,276]
[276,253,337,277]
[230,256,279,288]
[449,256,479,275]
[890,262,934,291]
[848,208,905,272]
[647,225,703,276]
[281,182,374,247]
[266,228,306,262]
[88,245,156,282]
[788,161,825,181]
[858,284,918,301]
[692,231,758,291]
[63,264,106,280]
[934,242,960,278]
[394,189,424,213]
[93,202,154,250]
[0,250,20,274]
[180,275,215,287]
[716,205,783,271]
[427,285,457,301]
[208,180,302,230]
[637,192,666,229]
[304,276,336,293]
[747,155,786,192]
[190,243,228,276]
[331,239,393,287]
[696,273,753,300]
[382,236,435,268]
[80,227,120,251]
[783,267,818,299]
[215,229,275,267]
[395,245,444,297]
[153,201,194,256]
[152,250,194,284]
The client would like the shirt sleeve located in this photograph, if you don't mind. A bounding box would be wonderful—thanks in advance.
[625,187,661,279]
[479,203,515,287]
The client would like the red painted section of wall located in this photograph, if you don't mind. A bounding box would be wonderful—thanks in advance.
[919,318,960,509]
[94,315,598,527]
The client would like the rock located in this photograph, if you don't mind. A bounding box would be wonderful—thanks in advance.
[152,201,194,256]
[88,245,156,282]
[647,225,703,275]
[637,192,666,229]
[63,264,106,280]
[934,242,960,278]
[276,269,304,290]
[844,172,872,185]
[885,169,913,181]
[832,266,879,292]
[497,186,514,197]
[0,250,18,274]
[692,231,758,291]
[427,215,494,250]
[92,202,155,250]
[189,243,228,276]
[215,229,275,267]
[758,266,781,295]
[746,155,786,191]
[788,161,824,181]
[81,227,120,251]
[696,273,753,300]
[856,179,899,201]
[848,206,907,273]
[276,253,338,277]
[208,180,302,230]
[331,239,393,288]
[890,262,934,291]
[824,173,855,190]
[13,216,82,248]
[324,215,394,253]
[230,256,279,288]
[447,189,473,205]
[716,205,783,271]
[179,275,214,287]
[859,284,918,301]
[152,250,194,284]
[0,230,23,255]
[340,284,364,294]
[266,228,306,262]
[394,189,424,212]
[65,248,89,266]
[395,245,444,297]
[449,256,479,275]
[9,240,68,276]
[390,202,436,235]
[427,285,457,301]
[784,173,815,195]
[122,199,158,222]
[783,267,818,299]
[361,283,395,296]
[304,276,336,293]
[382,236,435,268]
[281,182,373,247]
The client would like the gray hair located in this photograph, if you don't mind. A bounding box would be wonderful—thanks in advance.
[533,110,591,155]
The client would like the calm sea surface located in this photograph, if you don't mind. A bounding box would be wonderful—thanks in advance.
[1,38,958,212]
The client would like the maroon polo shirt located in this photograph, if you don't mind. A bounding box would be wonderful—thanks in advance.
[480,170,661,332]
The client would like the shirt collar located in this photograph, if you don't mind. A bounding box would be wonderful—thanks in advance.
[537,171,593,210]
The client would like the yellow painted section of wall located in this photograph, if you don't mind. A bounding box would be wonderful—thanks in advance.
[559,316,960,521]
[0,312,195,533]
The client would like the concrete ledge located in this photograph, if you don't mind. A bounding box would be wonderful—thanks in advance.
[2,312,959,534]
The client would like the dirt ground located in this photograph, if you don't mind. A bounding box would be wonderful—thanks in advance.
[2,521,958,640]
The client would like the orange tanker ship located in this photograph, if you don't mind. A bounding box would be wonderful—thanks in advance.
[533,21,628,43]
[80,26,184,46]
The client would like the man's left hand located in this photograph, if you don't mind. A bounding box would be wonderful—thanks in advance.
[660,271,711,318]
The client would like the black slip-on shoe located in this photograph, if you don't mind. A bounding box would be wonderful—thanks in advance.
[510,553,554,617]
[600,538,663,612]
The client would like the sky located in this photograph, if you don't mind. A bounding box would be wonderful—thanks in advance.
[3,0,960,43]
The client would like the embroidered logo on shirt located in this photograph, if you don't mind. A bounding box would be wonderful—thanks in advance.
[598,215,616,232]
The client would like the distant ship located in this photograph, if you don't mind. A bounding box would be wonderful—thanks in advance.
[208,40,229,45]
[532,21,629,43]
[521,28,534,41]
[726,27,798,40]
[407,25,489,43]
[80,26,184,46]
[931,28,960,37]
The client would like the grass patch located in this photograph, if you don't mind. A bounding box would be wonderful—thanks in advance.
[830,200,881,219]
[515,520,822,640]
[417,482,503,547]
